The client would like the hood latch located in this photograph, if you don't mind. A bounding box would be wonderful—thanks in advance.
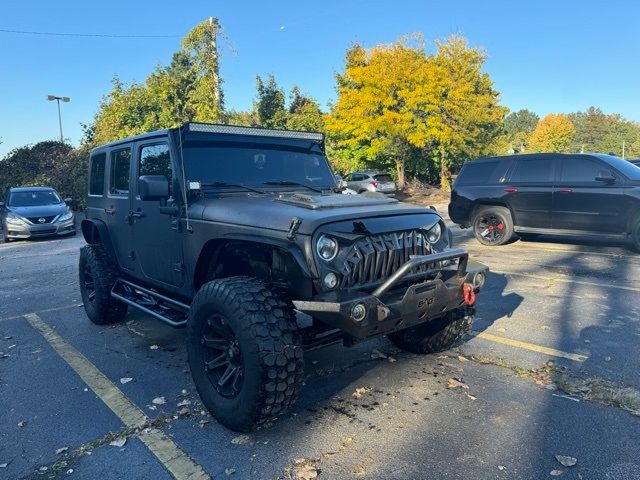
[287,216,302,240]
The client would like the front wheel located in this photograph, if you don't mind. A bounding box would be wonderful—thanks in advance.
[187,277,304,432]
[472,206,514,246]
[388,308,474,354]
[79,245,128,324]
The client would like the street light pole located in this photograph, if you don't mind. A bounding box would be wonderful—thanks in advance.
[47,95,70,143]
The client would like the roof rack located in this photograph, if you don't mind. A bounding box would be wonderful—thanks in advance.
[186,122,324,142]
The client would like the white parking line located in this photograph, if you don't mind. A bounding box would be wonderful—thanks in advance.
[24,313,211,480]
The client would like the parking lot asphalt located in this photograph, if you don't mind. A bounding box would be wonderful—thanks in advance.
[1,210,639,480]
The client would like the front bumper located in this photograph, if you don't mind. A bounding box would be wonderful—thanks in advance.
[4,219,76,239]
[293,248,488,340]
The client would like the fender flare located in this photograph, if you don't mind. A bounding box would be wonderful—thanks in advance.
[80,218,119,266]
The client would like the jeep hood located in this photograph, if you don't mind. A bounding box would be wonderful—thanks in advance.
[196,192,440,235]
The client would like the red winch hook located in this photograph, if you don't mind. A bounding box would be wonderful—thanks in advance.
[463,283,476,306]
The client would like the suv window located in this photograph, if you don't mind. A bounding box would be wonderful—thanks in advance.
[560,157,604,183]
[510,157,553,183]
[89,153,106,196]
[457,161,499,186]
[139,144,172,194]
[110,148,131,195]
[373,174,393,182]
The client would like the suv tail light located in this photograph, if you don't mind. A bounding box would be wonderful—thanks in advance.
[370,181,379,188]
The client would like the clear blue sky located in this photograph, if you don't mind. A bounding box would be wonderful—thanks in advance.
[1,0,639,157]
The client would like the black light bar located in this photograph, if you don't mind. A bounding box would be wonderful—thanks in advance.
[187,123,324,141]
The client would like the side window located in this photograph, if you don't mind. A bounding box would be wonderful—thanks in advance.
[510,158,553,183]
[457,161,499,186]
[110,148,131,195]
[89,153,106,196]
[139,144,172,195]
[560,157,605,183]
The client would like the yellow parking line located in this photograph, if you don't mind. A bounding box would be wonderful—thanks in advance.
[0,303,83,323]
[491,269,640,293]
[24,313,210,480]
[470,331,588,362]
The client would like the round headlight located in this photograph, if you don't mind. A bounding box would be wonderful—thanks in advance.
[317,235,338,261]
[323,272,338,289]
[426,223,442,244]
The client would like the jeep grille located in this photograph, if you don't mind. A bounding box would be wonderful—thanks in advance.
[338,230,433,289]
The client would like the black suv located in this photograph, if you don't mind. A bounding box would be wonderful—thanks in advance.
[449,153,640,249]
[79,123,487,431]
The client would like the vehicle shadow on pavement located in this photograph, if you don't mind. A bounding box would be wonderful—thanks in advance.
[472,272,524,334]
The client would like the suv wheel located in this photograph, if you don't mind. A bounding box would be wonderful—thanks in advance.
[79,245,128,324]
[187,276,304,432]
[388,308,473,354]
[472,206,514,246]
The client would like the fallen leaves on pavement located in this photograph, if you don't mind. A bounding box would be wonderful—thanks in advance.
[352,387,371,399]
[152,396,166,405]
[109,438,127,448]
[555,455,577,467]
[447,378,469,390]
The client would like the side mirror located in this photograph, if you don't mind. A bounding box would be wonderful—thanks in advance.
[64,197,72,203]
[595,171,616,184]
[139,175,169,201]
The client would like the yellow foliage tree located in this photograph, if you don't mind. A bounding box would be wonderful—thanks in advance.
[326,35,505,189]
[528,113,576,152]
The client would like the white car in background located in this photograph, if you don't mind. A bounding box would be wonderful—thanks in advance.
[343,171,397,195]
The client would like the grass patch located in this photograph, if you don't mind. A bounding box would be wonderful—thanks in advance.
[556,377,640,414]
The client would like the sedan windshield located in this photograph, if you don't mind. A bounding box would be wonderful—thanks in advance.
[8,190,62,207]
[183,143,336,191]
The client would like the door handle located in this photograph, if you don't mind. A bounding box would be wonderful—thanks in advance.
[556,188,572,193]
[104,207,116,215]
[126,210,144,224]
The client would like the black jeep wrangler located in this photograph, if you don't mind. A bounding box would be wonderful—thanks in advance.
[79,123,488,431]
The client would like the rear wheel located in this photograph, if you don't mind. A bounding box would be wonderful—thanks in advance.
[388,308,473,354]
[631,220,640,252]
[79,245,127,324]
[187,276,304,432]
[472,206,513,246]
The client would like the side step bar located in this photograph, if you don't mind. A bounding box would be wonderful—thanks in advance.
[111,278,189,328]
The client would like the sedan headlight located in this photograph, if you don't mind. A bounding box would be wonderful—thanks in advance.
[317,235,338,261]
[426,223,442,244]
[58,211,73,222]
[5,213,27,226]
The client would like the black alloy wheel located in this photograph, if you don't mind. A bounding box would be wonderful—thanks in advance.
[201,314,244,398]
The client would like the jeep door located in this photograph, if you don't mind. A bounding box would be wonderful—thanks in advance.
[503,155,555,229]
[105,146,135,271]
[552,155,628,233]
[130,141,184,287]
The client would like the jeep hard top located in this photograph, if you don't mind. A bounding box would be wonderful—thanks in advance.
[79,122,488,431]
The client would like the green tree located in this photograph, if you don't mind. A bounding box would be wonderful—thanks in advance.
[91,19,224,145]
[254,75,287,129]
[528,113,575,152]
[504,109,539,153]
[286,86,324,132]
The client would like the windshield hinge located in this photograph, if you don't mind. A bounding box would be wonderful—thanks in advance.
[287,217,302,240]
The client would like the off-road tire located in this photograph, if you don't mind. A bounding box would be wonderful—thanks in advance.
[187,276,304,432]
[388,308,473,354]
[79,245,127,324]
[472,205,514,246]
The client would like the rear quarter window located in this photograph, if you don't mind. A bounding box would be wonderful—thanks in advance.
[89,153,106,196]
[456,161,500,186]
[373,174,393,182]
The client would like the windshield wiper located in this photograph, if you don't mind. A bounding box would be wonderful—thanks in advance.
[261,180,328,194]
[200,182,266,195]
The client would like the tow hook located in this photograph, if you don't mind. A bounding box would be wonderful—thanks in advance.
[463,283,476,306]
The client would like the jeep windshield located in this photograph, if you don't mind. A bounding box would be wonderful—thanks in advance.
[8,189,62,206]
[183,143,336,192]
